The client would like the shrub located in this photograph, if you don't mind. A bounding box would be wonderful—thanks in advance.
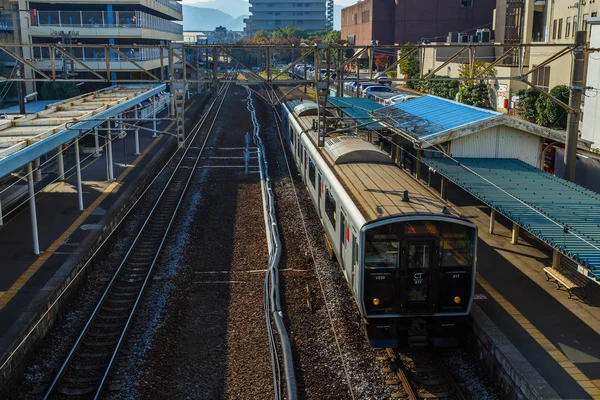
[40,82,80,100]
[515,88,541,122]
[535,85,569,128]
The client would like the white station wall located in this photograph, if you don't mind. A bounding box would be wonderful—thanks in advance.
[449,125,542,167]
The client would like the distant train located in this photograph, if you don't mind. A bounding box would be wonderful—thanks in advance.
[281,100,477,348]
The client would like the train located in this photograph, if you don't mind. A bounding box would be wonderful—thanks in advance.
[281,100,478,348]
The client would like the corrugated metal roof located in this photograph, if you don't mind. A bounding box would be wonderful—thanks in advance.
[327,97,385,128]
[371,95,501,139]
[0,84,165,177]
[422,157,600,281]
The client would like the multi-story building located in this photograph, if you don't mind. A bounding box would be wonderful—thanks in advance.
[244,0,326,35]
[342,0,496,46]
[14,0,183,90]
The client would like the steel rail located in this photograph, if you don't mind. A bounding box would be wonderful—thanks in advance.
[42,80,232,399]
[245,86,297,400]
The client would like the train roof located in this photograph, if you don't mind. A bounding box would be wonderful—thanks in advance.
[334,162,462,222]
[284,100,467,223]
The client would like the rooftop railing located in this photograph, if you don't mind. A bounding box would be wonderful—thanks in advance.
[31,10,183,35]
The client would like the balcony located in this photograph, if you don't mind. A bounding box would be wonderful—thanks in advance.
[29,10,183,40]
[28,46,168,72]
[29,0,182,21]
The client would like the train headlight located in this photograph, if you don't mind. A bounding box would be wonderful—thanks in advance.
[372,298,381,306]
[454,296,461,304]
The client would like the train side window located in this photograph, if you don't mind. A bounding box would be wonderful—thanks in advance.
[308,158,316,187]
[324,187,337,226]
[289,126,295,144]
[352,234,358,266]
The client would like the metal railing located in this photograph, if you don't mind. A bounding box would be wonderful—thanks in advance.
[31,10,183,35]
[30,46,166,62]
[155,0,182,14]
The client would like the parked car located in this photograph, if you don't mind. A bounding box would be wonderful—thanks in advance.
[363,85,393,98]
[383,94,419,105]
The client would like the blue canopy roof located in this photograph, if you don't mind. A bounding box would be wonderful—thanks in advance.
[371,95,501,139]
[422,157,600,281]
[327,97,385,128]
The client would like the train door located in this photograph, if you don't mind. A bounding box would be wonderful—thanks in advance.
[351,230,359,295]
[340,211,350,277]
[317,173,323,218]
[400,238,437,314]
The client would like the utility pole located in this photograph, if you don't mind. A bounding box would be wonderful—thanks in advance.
[563,30,586,182]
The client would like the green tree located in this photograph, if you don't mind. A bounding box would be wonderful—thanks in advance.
[399,42,420,90]
[418,75,459,100]
[515,88,541,122]
[458,82,493,109]
[458,61,496,87]
[535,85,569,128]
[0,64,18,107]
[40,82,81,100]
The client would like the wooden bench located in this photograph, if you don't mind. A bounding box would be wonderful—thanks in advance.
[543,267,588,299]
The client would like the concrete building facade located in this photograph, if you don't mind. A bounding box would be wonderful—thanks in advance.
[341,0,495,46]
[13,0,183,91]
[582,17,600,149]
[244,0,326,35]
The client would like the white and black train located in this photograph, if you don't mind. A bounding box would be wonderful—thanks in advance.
[281,100,478,348]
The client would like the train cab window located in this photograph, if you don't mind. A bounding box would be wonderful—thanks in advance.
[324,188,337,226]
[308,159,316,187]
[289,127,295,144]
[441,226,474,266]
[365,226,399,269]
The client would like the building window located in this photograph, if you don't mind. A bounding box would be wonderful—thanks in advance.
[531,66,551,92]
[460,0,473,7]
[352,13,357,24]
[361,11,370,23]
[558,18,563,39]
[325,188,337,226]
[566,17,571,38]
[583,13,589,32]
[573,16,579,36]
[552,19,557,39]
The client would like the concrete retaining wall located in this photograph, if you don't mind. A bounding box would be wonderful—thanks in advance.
[467,304,561,400]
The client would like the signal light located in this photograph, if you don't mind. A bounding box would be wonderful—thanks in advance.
[454,296,461,304]
[372,298,380,306]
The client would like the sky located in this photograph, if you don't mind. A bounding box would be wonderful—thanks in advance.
[181,0,356,7]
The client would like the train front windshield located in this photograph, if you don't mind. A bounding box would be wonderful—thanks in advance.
[363,220,476,315]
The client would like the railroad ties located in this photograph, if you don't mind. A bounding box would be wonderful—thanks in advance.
[383,348,466,400]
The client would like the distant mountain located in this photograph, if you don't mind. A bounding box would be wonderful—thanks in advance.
[230,14,249,31]
[186,0,249,18]
[182,5,238,30]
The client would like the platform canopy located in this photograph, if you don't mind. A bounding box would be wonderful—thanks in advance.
[327,97,386,129]
[0,84,166,177]
[423,157,600,281]
[372,95,592,150]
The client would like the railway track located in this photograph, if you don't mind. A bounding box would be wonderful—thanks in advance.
[384,348,466,400]
[42,81,232,399]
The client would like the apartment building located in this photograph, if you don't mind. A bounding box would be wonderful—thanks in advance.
[341,0,496,46]
[14,0,183,88]
[244,0,326,34]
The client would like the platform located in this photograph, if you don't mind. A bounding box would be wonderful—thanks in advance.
[0,94,209,391]
[446,178,600,399]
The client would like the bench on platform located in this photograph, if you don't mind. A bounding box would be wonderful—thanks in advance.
[543,267,588,299]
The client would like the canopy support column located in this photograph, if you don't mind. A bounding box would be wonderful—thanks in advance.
[416,149,422,181]
[74,137,84,211]
[134,104,140,156]
[94,127,100,157]
[34,158,42,182]
[57,146,65,181]
[152,96,158,138]
[511,223,520,245]
[107,121,114,182]
[441,177,448,201]
[489,209,496,234]
[27,162,39,255]
[0,195,3,226]
[552,250,561,268]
